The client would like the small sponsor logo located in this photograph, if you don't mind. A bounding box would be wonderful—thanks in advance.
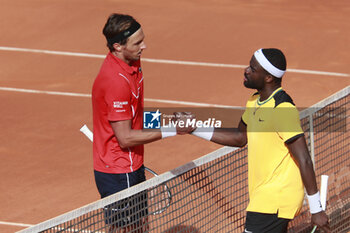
[115,109,126,113]
[113,101,128,109]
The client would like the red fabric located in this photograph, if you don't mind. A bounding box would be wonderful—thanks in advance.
[92,52,144,173]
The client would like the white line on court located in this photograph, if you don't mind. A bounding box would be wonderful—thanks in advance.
[0,87,243,109]
[0,220,33,227]
[0,221,99,233]
[0,46,349,77]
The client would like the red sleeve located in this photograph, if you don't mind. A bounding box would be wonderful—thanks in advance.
[105,75,132,122]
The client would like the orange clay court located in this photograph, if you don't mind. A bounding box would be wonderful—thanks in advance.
[0,0,349,232]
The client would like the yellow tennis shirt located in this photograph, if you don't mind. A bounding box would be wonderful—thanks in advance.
[241,87,305,219]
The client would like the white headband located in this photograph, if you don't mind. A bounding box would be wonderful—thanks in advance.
[254,49,285,78]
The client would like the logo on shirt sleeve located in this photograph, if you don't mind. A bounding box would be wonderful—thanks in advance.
[113,101,128,108]
[143,109,161,129]
[113,101,128,112]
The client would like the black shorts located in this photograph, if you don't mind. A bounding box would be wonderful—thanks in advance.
[244,211,290,233]
[94,166,147,227]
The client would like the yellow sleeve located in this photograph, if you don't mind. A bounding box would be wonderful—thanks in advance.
[242,108,248,125]
[242,94,258,125]
[273,102,304,142]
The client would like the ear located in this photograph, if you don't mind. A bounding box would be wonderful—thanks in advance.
[265,74,275,84]
[112,43,123,53]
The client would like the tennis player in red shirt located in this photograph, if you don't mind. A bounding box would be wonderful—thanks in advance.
[92,13,192,232]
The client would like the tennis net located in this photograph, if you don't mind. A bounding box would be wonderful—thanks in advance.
[18,86,349,233]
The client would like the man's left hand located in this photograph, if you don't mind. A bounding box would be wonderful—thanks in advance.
[311,211,330,232]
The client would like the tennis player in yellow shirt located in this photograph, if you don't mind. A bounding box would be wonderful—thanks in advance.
[190,48,330,233]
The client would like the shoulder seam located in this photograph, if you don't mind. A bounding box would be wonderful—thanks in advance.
[273,90,295,108]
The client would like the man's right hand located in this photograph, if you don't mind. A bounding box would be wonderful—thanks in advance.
[311,211,330,232]
[173,112,196,135]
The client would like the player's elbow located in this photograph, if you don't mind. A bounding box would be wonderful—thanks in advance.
[237,137,247,147]
[232,131,247,147]
[118,141,128,149]
[234,135,247,147]
[117,136,133,149]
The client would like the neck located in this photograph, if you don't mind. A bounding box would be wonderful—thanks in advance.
[258,85,281,101]
[112,51,132,66]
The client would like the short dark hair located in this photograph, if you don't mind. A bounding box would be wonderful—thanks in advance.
[261,48,287,71]
[102,13,139,52]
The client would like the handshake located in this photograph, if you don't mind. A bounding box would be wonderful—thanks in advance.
[171,112,197,135]
[160,111,215,141]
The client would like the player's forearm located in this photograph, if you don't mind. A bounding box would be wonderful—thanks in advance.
[287,137,318,195]
[211,128,247,147]
[298,157,318,195]
[111,120,164,148]
[117,129,162,148]
[191,119,247,146]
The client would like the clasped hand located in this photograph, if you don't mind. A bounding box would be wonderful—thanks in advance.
[172,112,196,135]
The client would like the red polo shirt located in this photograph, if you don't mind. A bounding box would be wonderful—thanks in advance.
[92,52,144,174]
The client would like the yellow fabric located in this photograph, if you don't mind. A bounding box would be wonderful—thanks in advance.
[242,88,305,219]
